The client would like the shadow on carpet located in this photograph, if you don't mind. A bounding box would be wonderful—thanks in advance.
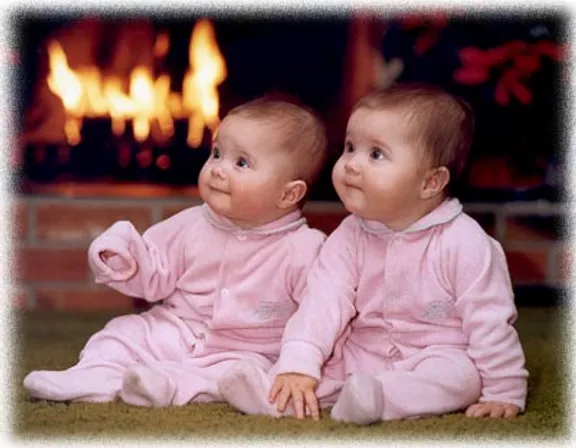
[10,307,570,443]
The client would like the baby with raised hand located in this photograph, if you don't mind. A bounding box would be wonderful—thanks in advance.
[218,83,529,423]
[23,95,328,408]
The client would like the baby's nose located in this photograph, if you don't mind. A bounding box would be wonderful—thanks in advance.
[211,165,226,178]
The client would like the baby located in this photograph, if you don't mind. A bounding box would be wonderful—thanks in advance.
[217,83,529,423]
[23,96,328,407]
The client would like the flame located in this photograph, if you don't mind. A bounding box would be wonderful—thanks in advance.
[45,19,226,147]
[183,19,227,147]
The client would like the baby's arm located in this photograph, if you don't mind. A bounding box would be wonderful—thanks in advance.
[88,206,200,302]
[287,227,326,304]
[264,227,326,420]
[450,231,529,417]
[271,217,360,418]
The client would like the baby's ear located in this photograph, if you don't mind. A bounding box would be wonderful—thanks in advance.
[279,180,307,208]
[421,166,450,200]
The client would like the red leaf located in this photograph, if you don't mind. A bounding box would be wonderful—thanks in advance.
[414,32,439,55]
[513,54,541,74]
[509,80,533,105]
[459,47,489,66]
[429,12,449,27]
[453,67,490,84]
[502,40,529,56]
[500,69,523,87]
[485,47,509,66]
[399,15,423,29]
[534,41,566,61]
[494,80,510,106]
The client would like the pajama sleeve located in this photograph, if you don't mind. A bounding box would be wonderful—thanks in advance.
[87,206,200,302]
[450,226,529,411]
[286,227,326,305]
[275,216,360,380]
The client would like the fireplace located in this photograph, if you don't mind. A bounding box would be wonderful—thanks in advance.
[15,15,349,200]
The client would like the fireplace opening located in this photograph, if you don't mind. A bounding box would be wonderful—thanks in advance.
[15,15,349,200]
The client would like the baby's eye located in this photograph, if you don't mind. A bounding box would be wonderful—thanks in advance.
[344,141,354,153]
[211,147,221,159]
[236,157,250,168]
[370,148,385,160]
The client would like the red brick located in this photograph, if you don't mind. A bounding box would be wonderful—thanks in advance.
[13,202,28,240]
[35,288,134,311]
[36,203,152,241]
[506,249,549,284]
[17,247,88,282]
[12,289,28,310]
[162,204,194,220]
[303,211,349,235]
[505,216,558,244]
[557,248,572,283]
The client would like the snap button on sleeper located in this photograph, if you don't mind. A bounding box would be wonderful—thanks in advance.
[221,288,230,298]
[237,234,247,241]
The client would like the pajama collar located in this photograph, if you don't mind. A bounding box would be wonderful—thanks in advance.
[202,203,306,236]
[359,198,463,235]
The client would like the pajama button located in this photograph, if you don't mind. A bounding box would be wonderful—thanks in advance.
[221,288,230,297]
[237,234,247,241]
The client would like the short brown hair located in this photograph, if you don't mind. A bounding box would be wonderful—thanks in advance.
[226,94,328,193]
[353,83,475,196]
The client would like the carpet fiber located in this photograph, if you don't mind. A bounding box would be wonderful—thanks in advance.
[11,307,570,443]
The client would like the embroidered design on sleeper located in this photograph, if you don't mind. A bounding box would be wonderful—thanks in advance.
[421,300,452,321]
[248,301,295,322]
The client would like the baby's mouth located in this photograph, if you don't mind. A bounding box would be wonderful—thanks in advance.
[209,184,229,194]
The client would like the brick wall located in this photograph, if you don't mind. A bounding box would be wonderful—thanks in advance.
[13,189,570,311]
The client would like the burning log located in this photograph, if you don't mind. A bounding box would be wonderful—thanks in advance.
[22,18,226,148]
[20,18,227,186]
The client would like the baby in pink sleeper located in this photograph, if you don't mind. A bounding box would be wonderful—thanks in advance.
[23,96,328,407]
[217,83,529,423]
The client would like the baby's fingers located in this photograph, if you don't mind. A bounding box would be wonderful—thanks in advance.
[465,403,487,418]
[274,386,292,413]
[268,381,282,403]
[304,389,320,420]
[291,388,306,419]
[503,406,520,418]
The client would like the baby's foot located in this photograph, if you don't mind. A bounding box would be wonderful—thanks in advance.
[217,360,281,417]
[119,365,176,407]
[23,368,119,403]
[330,372,383,425]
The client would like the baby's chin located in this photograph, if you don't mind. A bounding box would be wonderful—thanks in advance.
[337,193,364,216]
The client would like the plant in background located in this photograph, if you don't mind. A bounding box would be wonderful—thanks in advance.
[379,13,566,201]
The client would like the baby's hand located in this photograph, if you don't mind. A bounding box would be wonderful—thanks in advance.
[99,250,117,262]
[269,373,320,420]
[98,249,138,280]
[465,401,520,418]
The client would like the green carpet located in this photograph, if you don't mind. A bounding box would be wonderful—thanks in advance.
[10,308,570,443]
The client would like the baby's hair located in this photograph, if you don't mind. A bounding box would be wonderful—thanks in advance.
[353,83,475,196]
[225,94,328,196]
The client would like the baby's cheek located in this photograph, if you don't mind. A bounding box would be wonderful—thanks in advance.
[332,161,344,180]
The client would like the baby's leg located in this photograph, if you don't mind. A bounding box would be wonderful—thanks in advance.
[24,307,195,403]
[119,352,274,408]
[331,349,481,424]
[217,360,343,417]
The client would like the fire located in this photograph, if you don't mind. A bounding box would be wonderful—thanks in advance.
[45,19,227,147]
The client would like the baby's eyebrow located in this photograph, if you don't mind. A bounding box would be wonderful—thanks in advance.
[236,149,253,160]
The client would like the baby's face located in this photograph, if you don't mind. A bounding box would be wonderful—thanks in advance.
[198,115,295,227]
[332,107,429,226]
